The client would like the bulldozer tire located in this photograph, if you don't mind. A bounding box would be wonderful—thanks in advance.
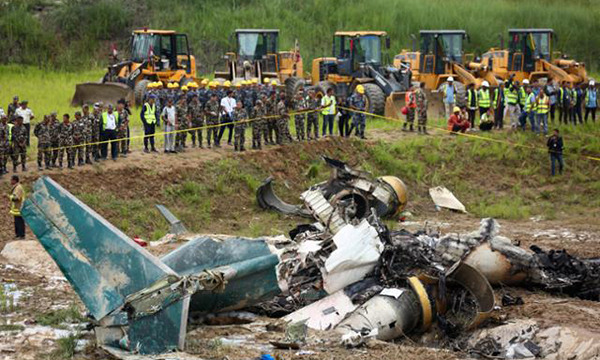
[316,81,336,99]
[285,77,306,100]
[134,79,150,105]
[362,83,386,115]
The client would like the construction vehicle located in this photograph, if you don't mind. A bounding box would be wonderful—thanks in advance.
[72,29,199,106]
[394,30,498,92]
[288,31,410,118]
[481,29,587,85]
[214,29,303,91]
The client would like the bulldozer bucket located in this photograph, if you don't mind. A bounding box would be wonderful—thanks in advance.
[384,92,406,120]
[71,82,134,107]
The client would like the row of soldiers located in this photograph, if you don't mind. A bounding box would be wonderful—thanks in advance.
[144,79,369,153]
[0,102,131,175]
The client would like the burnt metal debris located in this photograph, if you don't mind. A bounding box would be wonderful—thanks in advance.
[21,174,600,357]
[257,156,408,224]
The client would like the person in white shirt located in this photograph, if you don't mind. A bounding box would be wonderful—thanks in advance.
[161,98,177,153]
[14,101,34,146]
[218,90,236,145]
[101,104,120,160]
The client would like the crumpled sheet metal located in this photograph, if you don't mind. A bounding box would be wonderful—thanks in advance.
[256,177,312,217]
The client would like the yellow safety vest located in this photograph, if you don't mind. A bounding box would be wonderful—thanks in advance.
[519,87,527,106]
[525,93,537,112]
[537,96,550,114]
[144,103,157,124]
[9,183,24,216]
[102,112,120,129]
[7,123,13,145]
[321,95,336,115]
[478,89,490,108]
[506,87,518,106]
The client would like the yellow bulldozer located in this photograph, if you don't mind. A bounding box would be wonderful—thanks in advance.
[394,30,498,92]
[481,28,587,85]
[287,31,411,118]
[72,29,200,106]
[214,29,303,93]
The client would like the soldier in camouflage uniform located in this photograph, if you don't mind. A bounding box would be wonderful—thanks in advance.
[204,93,220,148]
[276,94,293,144]
[293,92,307,141]
[11,116,27,172]
[188,94,204,148]
[175,97,189,151]
[252,99,266,150]
[50,112,60,166]
[33,115,52,170]
[91,105,102,161]
[0,116,10,174]
[57,114,75,169]
[415,82,429,134]
[266,92,278,144]
[72,112,86,166]
[233,102,248,152]
[305,89,320,140]
[81,105,93,164]
[117,101,129,156]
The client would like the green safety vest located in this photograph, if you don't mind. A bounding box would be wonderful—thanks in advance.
[144,103,157,124]
[585,89,597,108]
[505,87,518,106]
[537,96,549,114]
[570,89,577,105]
[525,93,537,112]
[7,123,13,145]
[478,89,491,108]
[321,95,336,115]
[519,87,527,106]
[467,89,478,108]
[101,112,120,130]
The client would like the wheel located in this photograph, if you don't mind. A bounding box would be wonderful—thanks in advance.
[316,81,336,99]
[362,83,386,115]
[134,79,150,105]
[285,77,306,100]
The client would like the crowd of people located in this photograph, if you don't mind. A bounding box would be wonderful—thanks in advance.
[0,75,594,177]
[436,75,598,135]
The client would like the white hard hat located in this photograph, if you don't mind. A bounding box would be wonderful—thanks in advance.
[590,80,595,86]
[522,79,530,85]
[482,80,489,87]
[447,76,454,82]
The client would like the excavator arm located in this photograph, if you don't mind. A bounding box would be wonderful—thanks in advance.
[542,59,586,85]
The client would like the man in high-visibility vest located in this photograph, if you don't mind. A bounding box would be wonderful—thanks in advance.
[321,88,337,136]
[504,76,520,129]
[523,85,537,132]
[536,89,550,135]
[558,81,572,125]
[517,79,530,130]
[585,80,598,123]
[403,84,417,132]
[101,104,120,160]
[8,175,25,239]
[466,83,478,128]
[141,95,159,153]
[478,81,491,129]
[493,81,505,129]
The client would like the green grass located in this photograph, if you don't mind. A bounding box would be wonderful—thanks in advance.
[46,334,79,360]
[0,324,25,332]
[35,306,85,327]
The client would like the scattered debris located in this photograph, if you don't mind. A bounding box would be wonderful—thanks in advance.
[257,157,408,222]
[429,186,467,213]
[502,293,525,307]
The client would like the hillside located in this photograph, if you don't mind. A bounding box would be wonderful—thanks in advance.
[2,0,600,72]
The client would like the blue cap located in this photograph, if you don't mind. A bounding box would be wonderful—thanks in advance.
[149,94,157,99]
[260,355,275,360]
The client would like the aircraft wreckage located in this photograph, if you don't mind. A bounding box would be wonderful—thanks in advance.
[22,164,600,356]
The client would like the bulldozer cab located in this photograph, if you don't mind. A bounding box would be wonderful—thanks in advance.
[130,30,192,74]
[419,30,466,75]
[333,31,389,76]
[507,29,553,73]
[235,29,279,60]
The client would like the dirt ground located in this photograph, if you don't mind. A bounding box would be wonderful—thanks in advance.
[1,130,599,359]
